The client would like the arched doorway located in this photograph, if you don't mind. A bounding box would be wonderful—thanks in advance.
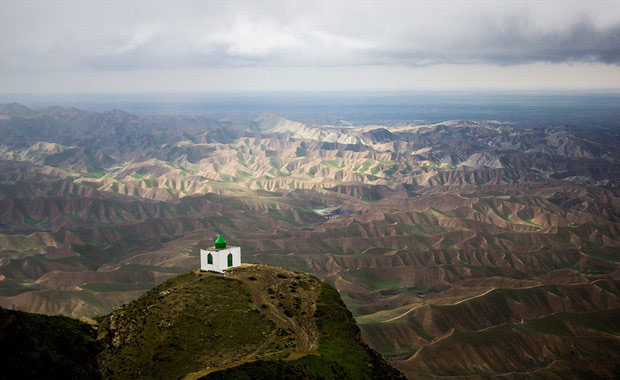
[207,253,213,265]
[227,253,233,267]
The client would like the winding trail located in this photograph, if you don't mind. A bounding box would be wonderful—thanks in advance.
[382,287,497,323]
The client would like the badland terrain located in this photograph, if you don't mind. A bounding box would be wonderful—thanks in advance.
[0,102,619,378]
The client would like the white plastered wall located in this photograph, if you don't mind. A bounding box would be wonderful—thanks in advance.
[200,246,241,273]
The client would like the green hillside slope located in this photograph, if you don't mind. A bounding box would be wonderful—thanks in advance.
[0,264,403,379]
[0,307,100,380]
[94,264,403,379]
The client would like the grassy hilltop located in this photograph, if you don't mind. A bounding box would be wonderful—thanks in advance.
[0,264,404,380]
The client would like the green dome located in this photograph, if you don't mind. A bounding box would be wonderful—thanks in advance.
[214,234,226,249]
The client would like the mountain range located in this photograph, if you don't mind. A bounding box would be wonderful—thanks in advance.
[0,103,619,378]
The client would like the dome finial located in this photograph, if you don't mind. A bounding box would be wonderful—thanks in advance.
[215,234,226,249]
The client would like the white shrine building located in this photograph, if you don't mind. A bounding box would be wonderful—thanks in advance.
[200,234,241,273]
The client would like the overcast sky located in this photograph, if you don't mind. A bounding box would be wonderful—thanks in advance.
[1,0,620,93]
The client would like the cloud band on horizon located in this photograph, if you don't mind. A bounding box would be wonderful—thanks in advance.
[1,0,619,92]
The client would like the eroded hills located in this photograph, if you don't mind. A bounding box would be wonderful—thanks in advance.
[0,103,619,378]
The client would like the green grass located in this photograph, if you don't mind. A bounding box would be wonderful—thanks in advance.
[406,284,439,297]
[0,307,101,380]
[78,181,100,189]
[359,161,372,172]
[24,216,40,226]
[520,309,620,336]
[472,205,486,215]
[203,355,349,380]
[236,169,251,179]
[0,233,42,251]
[236,152,247,167]
[98,272,272,380]
[3,267,403,380]
[341,268,401,291]
[520,315,573,336]
[219,173,233,182]
[268,167,290,177]
[314,282,382,379]
[398,223,447,236]
[130,171,147,179]
[269,156,284,170]
[594,280,620,296]
[424,309,620,377]
[581,248,620,262]
[517,213,543,227]
[321,160,345,169]
[489,204,512,222]
[403,316,433,341]
[86,168,106,178]
[204,281,404,380]
[450,324,517,346]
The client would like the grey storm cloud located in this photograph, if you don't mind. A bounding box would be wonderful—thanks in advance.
[373,16,620,66]
[1,0,620,72]
[475,16,620,65]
